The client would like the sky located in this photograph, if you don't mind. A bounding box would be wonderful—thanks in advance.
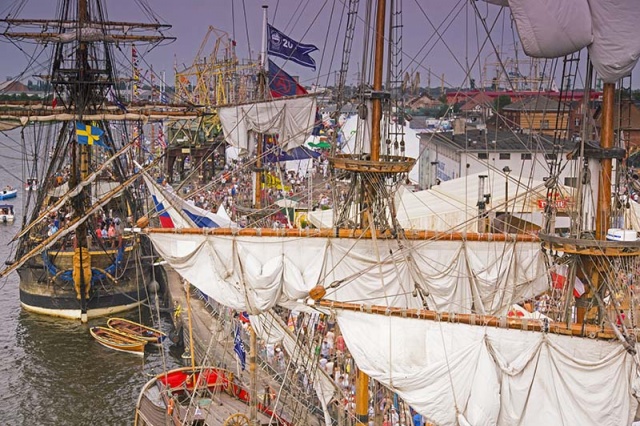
[0,0,638,92]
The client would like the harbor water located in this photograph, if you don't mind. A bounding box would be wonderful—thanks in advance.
[0,134,181,425]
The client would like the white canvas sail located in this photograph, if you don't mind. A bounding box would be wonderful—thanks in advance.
[219,96,316,153]
[147,232,546,316]
[335,309,639,426]
[488,0,640,83]
[588,0,640,83]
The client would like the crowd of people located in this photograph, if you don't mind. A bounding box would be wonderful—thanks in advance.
[257,308,426,426]
[166,153,339,226]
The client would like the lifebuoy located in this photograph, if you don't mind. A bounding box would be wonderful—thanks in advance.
[167,398,175,416]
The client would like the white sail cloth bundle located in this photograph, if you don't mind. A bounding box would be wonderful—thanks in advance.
[336,309,639,426]
[148,233,545,315]
[486,0,640,83]
[219,97,316,153]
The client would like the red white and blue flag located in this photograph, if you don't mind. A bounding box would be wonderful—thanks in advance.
[268,60,308,98]
[157,123,166,149]
[142,174,233,229]
[238,311,250,323]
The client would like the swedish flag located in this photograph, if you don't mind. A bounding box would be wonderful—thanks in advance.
[76,122,109,149]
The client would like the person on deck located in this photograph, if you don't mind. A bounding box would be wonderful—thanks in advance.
[107,223,116,248]
[47,222,58,237]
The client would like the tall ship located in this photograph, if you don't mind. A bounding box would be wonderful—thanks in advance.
[135,1,640,425]
[0,0,194,321]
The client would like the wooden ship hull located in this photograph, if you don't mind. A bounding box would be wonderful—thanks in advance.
[17,239,153,320]
[134,366,289,426]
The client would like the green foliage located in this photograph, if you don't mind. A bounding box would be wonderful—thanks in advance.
[494,95,512,112]
[0,93,40,101]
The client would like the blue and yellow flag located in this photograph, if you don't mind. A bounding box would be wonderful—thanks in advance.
[76,122,108,149]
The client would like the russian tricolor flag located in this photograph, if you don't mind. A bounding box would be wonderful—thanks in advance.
[143,174,234,229]
[151,195,175,228]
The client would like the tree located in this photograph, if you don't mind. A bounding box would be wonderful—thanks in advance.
[494,95,512,112]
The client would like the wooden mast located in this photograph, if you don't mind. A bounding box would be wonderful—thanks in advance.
[370,0,386,164]
[75,0,91,322]
[356,0,385,424]
[595,83,615,240]
[576,82,615,325]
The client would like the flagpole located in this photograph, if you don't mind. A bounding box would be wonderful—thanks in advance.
[254,5,269,210]
[261,5,268,71]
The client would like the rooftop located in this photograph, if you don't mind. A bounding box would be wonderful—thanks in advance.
[419,127,576,153]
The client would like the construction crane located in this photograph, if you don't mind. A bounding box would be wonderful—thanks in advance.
[174,26,260,139]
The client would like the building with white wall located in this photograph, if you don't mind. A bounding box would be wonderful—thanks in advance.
[417,127,578,190]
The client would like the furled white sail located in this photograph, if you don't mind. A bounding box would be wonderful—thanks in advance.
[218,96,316,153]
[0,112,199,131]
[588,0,640,83]
[147,232,546,316]
[488,0,640,83]
[335,309,639,426]
[506,0,592,59]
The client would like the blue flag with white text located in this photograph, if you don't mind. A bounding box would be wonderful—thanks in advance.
[234,324,246,371]
[267,24,318,70]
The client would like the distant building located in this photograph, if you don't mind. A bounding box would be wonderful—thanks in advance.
[406,93,441,110]
[0,79,48,98]
[0,80,29,95]
[417,127,576,190]
[459,91,495,121]
[595,99,640,150]
[445,89,601,107]
[502,96,570,138]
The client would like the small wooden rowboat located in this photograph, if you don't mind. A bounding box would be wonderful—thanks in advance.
[90,326,147,356]
[107,317,166,344]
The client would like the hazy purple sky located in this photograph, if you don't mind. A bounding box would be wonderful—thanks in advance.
[1,0,638,90]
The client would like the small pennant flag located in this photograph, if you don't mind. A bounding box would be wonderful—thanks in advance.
[157,124,166,149]
[76,122,109,149]
[234,324,246,371]
[267,24,318,70]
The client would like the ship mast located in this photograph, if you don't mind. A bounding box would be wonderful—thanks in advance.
[539,77,636,352]
[324,0,415,423]
[595,83,615,240]
[73,0,92,322]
